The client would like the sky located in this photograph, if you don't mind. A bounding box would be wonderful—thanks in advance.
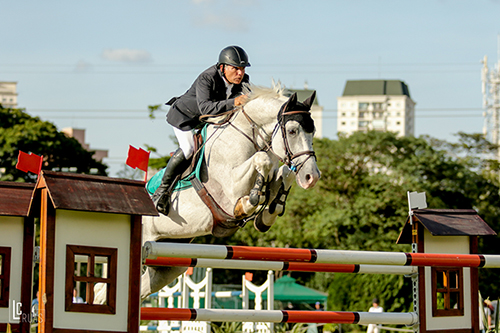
[2,0,500,177]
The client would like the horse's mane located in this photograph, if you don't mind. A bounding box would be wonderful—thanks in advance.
[244,81,289,104]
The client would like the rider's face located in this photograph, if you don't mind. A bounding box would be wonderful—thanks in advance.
[222,65,245,84]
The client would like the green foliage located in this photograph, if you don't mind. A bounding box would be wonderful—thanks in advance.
[210,322,242,333]
[194,131,500,330]
[148,104,163,119]
[0,105,107,181]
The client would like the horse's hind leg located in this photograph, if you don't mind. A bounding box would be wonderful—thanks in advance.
[94,266,183,304]
[140,265,188,301]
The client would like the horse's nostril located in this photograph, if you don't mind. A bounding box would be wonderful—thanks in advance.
[305,174,311,182]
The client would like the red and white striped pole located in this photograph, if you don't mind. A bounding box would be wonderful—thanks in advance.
[143,241,500,268]
[140,308,418,326]
[145,256,417,275]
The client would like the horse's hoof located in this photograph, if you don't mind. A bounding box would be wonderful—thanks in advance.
[254,213,271,232]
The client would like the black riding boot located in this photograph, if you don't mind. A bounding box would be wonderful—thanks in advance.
[153,148,189,215]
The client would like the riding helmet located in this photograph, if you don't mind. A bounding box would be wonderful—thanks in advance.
[218,46,251,68]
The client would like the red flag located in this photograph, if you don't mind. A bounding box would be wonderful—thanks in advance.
[126,145,150,172]
[16,151,43,175]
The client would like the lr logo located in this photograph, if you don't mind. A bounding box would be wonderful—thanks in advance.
[9,299,42,324]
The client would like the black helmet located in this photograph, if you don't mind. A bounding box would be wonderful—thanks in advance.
[218,46,250,68]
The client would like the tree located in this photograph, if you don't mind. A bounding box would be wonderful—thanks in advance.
[195,131,500,329]
[0,105,107,182]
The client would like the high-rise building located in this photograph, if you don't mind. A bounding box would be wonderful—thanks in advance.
[337,80,415,137]
[0,82,18,108]
[62,127,108,162]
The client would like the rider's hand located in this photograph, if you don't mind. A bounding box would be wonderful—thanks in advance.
[234,94,248,106]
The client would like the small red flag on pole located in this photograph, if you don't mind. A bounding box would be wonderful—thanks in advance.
[126,145,150,181]
[16,151,43,175]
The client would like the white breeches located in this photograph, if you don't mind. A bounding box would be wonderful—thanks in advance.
[173,127,195,159]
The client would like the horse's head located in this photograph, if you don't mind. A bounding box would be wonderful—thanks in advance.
[272,91,321,189]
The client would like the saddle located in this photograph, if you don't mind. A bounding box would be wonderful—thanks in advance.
[146,125,247,238]
[187,128,248,238]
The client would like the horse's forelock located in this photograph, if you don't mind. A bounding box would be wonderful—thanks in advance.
[284,112,315,134]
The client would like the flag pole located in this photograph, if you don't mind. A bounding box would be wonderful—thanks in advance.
[38,155,44,177]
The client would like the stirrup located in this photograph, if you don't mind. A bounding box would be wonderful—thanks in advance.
[156,192,171,215]
[153,185,171,215]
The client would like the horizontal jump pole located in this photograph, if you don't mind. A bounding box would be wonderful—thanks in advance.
[143,241,500,268]
[140,308,418,326]
[145,257,417,275]
[154,290,241,298]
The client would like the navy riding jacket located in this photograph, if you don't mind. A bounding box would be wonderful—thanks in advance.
[166,65,250,131]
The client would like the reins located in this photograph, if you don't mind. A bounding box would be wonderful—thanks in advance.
[198,102,316,174]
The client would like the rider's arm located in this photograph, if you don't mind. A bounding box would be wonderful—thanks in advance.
[195,72,235,116]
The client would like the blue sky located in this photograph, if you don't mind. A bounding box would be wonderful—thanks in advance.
[2,0,500,176]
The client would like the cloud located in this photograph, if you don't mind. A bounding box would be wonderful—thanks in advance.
[193,12,248,31]
[101,48,153,63]
[190,0,250,32]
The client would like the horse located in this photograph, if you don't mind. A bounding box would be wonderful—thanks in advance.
[96,83,321,303]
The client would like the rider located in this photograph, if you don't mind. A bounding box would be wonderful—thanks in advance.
[153,45,251,215]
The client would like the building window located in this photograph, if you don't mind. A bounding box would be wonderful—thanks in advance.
[341,122,346,126]
[341,112,346,116]
[432,267,464,317]
[373,103,383,110]
[65,245,117,314]
[359,121,369,128]
[359,112,366,118]
[0,247,11,307]
[359,103,369,110]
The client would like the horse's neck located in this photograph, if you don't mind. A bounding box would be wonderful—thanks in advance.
[235,100,279,148]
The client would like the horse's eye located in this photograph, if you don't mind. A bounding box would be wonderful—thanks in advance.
[288,129,297,136]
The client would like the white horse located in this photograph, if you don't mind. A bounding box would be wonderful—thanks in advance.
[96,83,321,303]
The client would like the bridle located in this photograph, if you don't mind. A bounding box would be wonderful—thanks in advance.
[200,100,316,174]
[275,104,316,173]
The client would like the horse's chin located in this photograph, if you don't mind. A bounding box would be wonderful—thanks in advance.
[296,175,319,189]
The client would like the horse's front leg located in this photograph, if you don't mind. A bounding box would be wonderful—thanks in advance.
[233,151,276,219]
[254,165,295,232]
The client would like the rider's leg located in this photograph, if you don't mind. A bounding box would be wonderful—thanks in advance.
[153,128,194,215]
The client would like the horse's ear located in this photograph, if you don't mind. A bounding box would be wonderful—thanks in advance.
[284,92,298,112]
[302,91,316,110]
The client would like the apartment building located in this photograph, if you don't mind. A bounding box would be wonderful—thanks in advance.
[62,127,108,162]
[337,80,415,137]
[0,81,18,108]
